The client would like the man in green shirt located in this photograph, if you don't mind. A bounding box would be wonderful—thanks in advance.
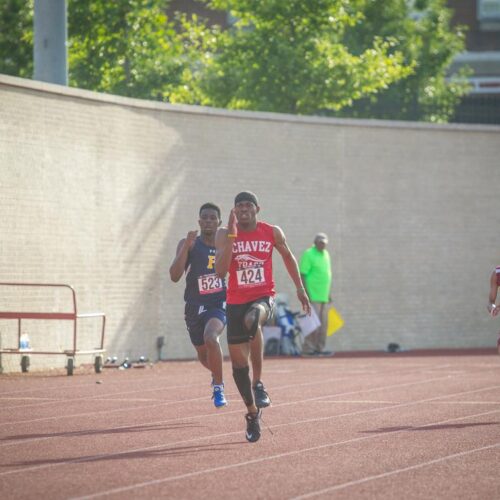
[299,233,332,355]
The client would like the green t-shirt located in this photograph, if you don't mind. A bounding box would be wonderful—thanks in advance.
[299,246,332,302]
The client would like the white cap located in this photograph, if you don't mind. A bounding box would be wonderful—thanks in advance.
[314,232,328,244]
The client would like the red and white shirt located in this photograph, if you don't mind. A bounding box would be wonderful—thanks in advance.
[227,222,276,304]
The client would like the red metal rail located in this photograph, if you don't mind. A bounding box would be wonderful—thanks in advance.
[0,282,106,359]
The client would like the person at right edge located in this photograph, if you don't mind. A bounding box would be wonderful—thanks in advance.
[299,233,333,356]
[487,265,500,355]
[215,191,310,443]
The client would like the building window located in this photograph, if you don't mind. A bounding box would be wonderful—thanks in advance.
[477,0,500,30]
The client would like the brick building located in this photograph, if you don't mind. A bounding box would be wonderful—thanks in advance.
[447,0,500,123]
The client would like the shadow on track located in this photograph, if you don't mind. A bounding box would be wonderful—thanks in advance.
[1,422,202,442]
[3,441,247,469]
[362,422,499,433]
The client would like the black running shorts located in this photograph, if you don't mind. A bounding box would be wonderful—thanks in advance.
[226,296,275,345]
[184,301,226,346]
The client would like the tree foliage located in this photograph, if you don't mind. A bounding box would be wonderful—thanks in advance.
[68,1,187,99]
[0,1,187,99]
[339,0,470,122]
[0,0,33,78]
[0,0,469,122]
[170,0,413,114]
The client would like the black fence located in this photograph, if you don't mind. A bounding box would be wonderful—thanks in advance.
[451,95,500,125]
[329,94,500,126]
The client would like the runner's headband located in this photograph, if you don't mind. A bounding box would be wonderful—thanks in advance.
[234,191,259,206]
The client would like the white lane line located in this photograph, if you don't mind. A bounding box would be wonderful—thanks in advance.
[0,397,62,401]
[0,365,277,398]
[70,410,500,500]
[0,361,463,408]
[0,382,206,410]
[430,401,500,405]
[0,373,457,440]
[0,368,226,399]
[2,384,499,480]
[0,361,472,425]
[0,375,172,397]
[312,400,399,404]
[0,368,345,410]
[0,381,106,397]
[292,442,500,499]
[314,400,500,405]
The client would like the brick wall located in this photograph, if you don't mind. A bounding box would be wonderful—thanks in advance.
[1,74,499,372]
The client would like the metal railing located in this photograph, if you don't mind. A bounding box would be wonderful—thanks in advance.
[0,282,106,375]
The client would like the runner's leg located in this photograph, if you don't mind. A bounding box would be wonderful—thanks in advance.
[246,303,268,384]
[245,301,271,407]
[204,317,225,385]
[229,342,257,414]
[250,329,263,385]
[194,344,210,371]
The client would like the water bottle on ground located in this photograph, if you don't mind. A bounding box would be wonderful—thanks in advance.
[19,332,31,351]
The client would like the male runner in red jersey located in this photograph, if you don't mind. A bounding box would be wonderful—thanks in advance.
[215,191,310,442]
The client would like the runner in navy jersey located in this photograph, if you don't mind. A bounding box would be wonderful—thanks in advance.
[170,203,228,408]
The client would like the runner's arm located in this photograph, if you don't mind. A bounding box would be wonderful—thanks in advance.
[215,209,237,278]
[215,227,232,278]
[169,232,196,282]
[300,273,310,298]
[488,271,499,316]
[273,226,311,314]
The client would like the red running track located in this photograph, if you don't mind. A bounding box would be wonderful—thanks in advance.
[0,352,499,499]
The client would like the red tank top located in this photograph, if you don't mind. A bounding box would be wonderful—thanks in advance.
[227,221,276,304]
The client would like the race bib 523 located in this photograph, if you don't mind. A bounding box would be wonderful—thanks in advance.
[198,274,224,294]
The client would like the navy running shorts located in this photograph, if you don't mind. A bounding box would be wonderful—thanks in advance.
[184,302,226,346]
[226,296,275,345]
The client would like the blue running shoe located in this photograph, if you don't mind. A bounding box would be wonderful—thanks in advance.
[212,384,227,408]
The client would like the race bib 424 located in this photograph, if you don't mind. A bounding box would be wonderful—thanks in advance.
[236,267,265,287]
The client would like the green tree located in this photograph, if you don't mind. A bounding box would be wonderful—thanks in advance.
[339,0,470,122]
[68,1,186,99]
[0,0,469,122]
[0,0,33,78]
[0,1,189,100]
[170,0,413,114]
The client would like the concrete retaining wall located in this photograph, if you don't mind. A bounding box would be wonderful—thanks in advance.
[1,74,499,372]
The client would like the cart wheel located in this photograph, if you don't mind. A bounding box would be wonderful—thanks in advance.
[21,355,30,373]
[94,355,103,374]
[67,357,74,376]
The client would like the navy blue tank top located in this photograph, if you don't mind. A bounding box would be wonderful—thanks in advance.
[184,237,226,306]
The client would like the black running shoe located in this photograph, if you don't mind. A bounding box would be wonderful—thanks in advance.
[245,410,262,443]
[253,380,271,408]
